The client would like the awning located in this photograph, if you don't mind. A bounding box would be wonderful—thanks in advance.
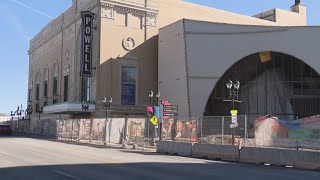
[43,102,95,114]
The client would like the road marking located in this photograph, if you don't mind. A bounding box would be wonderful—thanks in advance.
[52,170,81,180]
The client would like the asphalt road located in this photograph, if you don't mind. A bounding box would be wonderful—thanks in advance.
[0,137,319,180]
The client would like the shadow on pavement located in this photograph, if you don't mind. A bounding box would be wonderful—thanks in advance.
[0,162,319,180]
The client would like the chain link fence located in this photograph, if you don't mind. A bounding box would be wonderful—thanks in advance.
[199,116,248,146]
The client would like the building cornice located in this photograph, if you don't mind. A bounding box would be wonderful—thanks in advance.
[29,1,98,55]
[101,0,158,16]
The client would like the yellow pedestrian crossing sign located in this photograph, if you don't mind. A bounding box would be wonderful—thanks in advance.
[150,116,158,126]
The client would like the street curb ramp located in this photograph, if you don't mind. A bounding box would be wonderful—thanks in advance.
[157,141,193,157]
[192,144,239,162]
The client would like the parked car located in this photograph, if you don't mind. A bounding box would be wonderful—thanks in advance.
[0,124,12,135]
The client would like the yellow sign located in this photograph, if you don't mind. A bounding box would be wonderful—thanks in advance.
[150,116,158,126]
[259,51,272,63]
[230,110,238,115]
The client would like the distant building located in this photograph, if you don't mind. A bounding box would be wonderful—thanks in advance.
[0,115,10,122]
[27,0,318,127]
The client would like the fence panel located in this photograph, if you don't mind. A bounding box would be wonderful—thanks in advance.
[161,118,199,143]
[79,119,92,142]
[91,119,106,144]
[126,117,146,146]
[200,115,247,146]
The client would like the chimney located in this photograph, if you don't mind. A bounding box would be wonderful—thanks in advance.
[291,0,306,16]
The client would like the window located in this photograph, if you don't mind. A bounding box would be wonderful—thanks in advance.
[43,80,48,105]
[36,84,40,100]
[121,66,137,105]
[28,88,32,102]
[64,75,68,102]
[53,77,58,104]
[81,77,91,102]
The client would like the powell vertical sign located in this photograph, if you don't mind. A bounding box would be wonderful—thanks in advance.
[80,11,94,77]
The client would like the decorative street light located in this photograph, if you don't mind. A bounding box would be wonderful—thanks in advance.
[10,110,15,121]
[148,90,154,105]
[16,105,23,120]
[26,104,33,120]
[226,79,240,109]
[103,97,112,145]
[102,97,112,119]
[224,79,241,145]
[36,104,43,120]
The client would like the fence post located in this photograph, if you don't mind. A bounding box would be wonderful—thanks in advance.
[78,119,81,142]
[200,117,203,142]
[71,118,74,141]
[222,116,225,145]
[104,117,107,145]
[244,115,247,147]
[89,118,93,143]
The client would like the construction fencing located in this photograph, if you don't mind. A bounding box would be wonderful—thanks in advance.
[161,116,247,146]
[4,114,320,150]
[3,117,159,148]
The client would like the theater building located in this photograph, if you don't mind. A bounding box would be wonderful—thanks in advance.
[27,0,319,136]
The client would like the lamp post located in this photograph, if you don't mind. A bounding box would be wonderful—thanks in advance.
[147,90,160,145]
[155,92,162,141]
[16,105,23,120]
[26,104,33,120]
[224,79,241,145]
[102,97,112,145]
[102,97,112,119]
[10,110,15,121]
[36,104,43,120]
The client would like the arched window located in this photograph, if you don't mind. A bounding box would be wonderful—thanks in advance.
[53,62,59,104]
[63,65,70,102]
[43,66,49,105]
[35,70,40,101]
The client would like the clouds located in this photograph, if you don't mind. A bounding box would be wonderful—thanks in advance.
[0,6,31,41]
[10,0,53,19]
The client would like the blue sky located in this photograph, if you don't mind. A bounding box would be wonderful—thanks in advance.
[0,0,319,115]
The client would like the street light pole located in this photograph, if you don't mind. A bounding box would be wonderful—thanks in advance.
[155,92,162,141]
[225,79,240,145]
[103,97,112,144]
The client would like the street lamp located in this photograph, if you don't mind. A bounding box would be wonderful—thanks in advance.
[226,80,240,108]
[10,110,15,121]
[102,97,112,119]
[16,105,23,120]
[148,90,154,105]
[36,104,43,120]
[103,97,112,145]
[26,104,33,120]
[224,79,241,145]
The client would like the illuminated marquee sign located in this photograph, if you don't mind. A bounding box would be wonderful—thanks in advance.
[80,11,94,77]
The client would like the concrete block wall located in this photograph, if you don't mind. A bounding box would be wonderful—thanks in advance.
[157,141,320,171]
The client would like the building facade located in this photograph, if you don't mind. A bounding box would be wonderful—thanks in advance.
[27,0,311,139]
